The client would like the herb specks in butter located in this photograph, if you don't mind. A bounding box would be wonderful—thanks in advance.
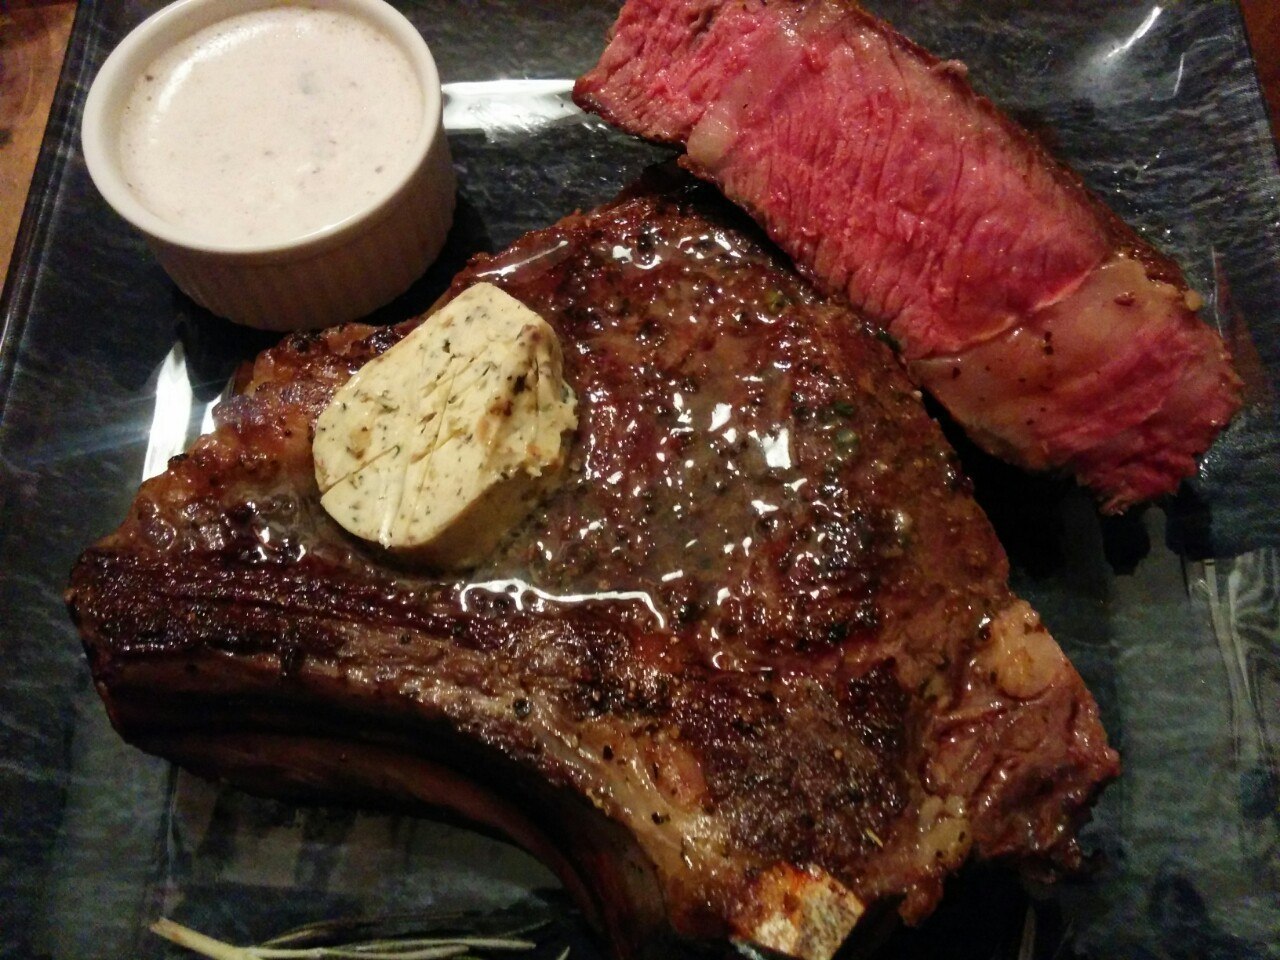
[312,283,578,568]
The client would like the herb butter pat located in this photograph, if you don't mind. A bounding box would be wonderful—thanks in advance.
[313,283,578,568]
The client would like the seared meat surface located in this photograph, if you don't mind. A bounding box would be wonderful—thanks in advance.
[575,0,1242,512]
[68,178,1117,960]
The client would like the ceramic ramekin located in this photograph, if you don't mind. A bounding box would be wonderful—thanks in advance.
[82,0,455,331]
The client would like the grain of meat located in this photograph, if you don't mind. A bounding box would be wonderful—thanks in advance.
[575,0,1242,511]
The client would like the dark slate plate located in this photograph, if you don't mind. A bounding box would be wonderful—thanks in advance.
[0,2,1277,959]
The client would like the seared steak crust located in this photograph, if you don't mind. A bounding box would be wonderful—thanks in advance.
[574,0,1242,511]
[69,179,1116,959]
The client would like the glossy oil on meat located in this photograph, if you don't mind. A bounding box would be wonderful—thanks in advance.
[574,0,1242,511]
[68,177,1117,960]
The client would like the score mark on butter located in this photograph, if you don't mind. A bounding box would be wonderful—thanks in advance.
[313,282,578,569]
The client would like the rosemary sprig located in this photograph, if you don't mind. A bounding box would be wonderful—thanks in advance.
[150,918,561,960]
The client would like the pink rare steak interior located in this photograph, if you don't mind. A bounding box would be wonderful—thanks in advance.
[574,0,1242,512]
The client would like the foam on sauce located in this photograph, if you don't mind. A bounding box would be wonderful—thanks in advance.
[118,6,424,246]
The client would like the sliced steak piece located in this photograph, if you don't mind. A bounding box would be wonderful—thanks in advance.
[574,0,1242,512]
[67,177,1117,960]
